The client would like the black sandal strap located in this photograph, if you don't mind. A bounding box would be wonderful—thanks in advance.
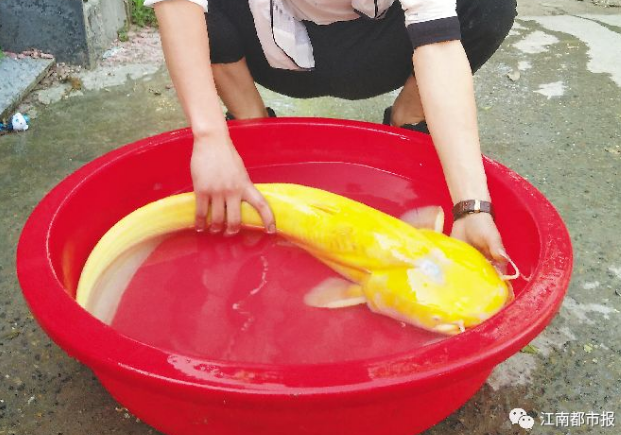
[382,106,429,135]
[226,107,277,121]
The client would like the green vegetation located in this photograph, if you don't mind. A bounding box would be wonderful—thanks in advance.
[131,0,157,27]
[118,29,130,42]
[119,0,156,40]
[0,47,5,61]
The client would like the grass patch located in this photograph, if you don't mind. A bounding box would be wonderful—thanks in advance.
[118,29,130,42]
[0,47,5,61]
[130,0,157,27]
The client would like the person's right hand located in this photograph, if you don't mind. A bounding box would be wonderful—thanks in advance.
[190,133,276,236]
[450,212,506,263]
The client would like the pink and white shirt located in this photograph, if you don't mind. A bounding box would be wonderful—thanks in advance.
[144,0,460,70]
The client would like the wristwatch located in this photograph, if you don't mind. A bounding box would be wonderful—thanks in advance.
[452,199,494,222]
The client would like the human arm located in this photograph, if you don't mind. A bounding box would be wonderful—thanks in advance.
[412,41,505,261]
[393,0,507,261]
[152,0,275,234]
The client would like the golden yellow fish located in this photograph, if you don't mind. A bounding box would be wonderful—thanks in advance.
[76,183,514,335]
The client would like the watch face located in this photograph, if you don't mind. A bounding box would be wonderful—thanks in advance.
[473,199,482,212]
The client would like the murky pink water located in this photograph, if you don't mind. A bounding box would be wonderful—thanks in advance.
[104,163,448,364]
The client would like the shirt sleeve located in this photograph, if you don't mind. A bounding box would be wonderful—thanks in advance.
[143,0,208,13]
[399,0,461,49]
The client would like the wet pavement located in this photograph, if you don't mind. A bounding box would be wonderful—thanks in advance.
[1,0,620,434]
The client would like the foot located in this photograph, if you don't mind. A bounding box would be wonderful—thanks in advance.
[226,107,277,121]
[383,107,429,135]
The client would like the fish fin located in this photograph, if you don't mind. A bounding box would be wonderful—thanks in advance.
[400,206,445,232]
[301,247,369,283]
[304,278,366,309]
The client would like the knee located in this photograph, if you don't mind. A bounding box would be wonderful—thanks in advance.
[458,0,517,71]
[473,0,517,43]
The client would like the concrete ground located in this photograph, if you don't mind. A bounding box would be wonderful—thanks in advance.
[1,0,620,434]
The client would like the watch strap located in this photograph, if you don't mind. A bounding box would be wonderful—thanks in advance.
[452,200,494,221]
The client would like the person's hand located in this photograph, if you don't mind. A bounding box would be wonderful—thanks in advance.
[450,213,506,262]
[190,134,276,236]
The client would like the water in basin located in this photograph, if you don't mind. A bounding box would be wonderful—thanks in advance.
[85,162,448,364]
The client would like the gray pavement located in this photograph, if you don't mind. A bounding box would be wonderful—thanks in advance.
[1,1,620,434]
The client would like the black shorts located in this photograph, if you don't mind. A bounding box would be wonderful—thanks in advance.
[207,0,517,100]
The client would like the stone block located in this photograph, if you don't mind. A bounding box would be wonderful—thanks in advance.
[0,0,128,67]
[0,57,55,119]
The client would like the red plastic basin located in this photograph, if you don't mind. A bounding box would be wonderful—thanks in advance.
[16,119,572,435]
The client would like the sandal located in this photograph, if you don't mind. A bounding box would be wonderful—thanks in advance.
[226,107,277,121]
[382,107,429,135]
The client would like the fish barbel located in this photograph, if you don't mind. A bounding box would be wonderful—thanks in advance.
[76,183,514,335]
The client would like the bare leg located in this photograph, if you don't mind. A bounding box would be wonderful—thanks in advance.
[212,58,269,119]
[390,74,425,127]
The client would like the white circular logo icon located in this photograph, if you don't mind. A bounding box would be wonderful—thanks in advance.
[519,415,535,430]
[509,408,534,431]
[510,408,527,425]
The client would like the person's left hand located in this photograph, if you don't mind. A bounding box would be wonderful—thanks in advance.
[450,212,506,262]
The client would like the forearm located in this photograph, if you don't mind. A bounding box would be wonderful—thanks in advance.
[413,41,490,203]
[154,0,227,141]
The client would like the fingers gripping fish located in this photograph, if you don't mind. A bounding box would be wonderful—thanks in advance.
[76,184,514,335]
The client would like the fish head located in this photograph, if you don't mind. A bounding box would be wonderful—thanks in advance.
[363,246,514,335]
